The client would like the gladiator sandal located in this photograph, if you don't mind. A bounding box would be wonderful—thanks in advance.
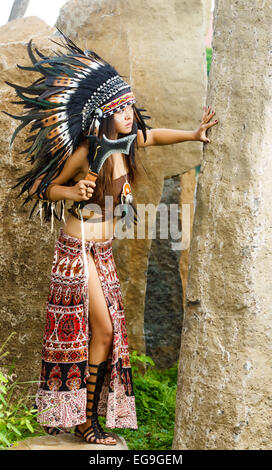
[43,426,68,436]
[74,361,117,445]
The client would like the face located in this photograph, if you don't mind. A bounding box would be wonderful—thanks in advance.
[113,103,134,135]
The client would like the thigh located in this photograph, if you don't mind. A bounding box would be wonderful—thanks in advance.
[87,249,113,337]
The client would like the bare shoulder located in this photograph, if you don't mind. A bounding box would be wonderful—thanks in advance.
[67,139,89,171]
[136,129,154,147]
[72,139,89,163]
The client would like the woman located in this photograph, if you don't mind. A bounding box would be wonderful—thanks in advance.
[6,31,218,446]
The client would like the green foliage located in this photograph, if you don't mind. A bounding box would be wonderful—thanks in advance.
[1,333,178,451]
[100,350,178,450]
[206,47,213,76]
[0,332,45,450]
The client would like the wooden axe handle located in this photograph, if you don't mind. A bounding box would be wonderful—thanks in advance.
[85,170,98,182]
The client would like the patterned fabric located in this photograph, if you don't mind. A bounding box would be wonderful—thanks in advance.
[101,92,136,116]
[35,228,137,429]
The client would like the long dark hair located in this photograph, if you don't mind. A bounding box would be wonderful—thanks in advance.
[85,103,150,207]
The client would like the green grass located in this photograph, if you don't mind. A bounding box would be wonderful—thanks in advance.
[0,333,177,450]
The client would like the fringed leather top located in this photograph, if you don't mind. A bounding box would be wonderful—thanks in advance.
[67,172,129,222]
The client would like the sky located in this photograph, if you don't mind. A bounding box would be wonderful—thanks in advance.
[1,0,214,28]
[0,0,67,27]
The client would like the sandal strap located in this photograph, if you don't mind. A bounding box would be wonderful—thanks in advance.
[75,423,114,443]
[74,425,82,436]
[89,415,112,439]
[86,407,95,413]
[85,361,109,431]
[88,362,107,368]
[82,418,103,441]
[45,426,61,435]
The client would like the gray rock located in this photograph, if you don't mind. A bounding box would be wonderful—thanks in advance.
[173,0,272,450]
[8,431,127,450]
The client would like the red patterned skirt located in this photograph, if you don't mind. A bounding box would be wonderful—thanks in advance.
[35,228,137,429]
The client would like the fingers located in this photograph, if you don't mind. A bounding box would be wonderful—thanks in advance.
[203,105,216,121]
[80,180,96,187]
[207,119,218,128]
[78,180,96,200]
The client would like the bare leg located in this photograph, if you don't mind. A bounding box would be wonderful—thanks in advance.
[77,250,116,444]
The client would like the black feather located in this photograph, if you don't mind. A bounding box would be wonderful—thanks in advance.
[5,30,151,226]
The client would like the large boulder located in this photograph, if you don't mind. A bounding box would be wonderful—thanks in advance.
[173,0,272,450]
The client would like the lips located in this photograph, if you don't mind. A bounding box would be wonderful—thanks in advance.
[125,122,132,127]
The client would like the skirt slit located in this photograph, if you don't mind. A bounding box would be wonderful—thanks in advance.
[35,227,138,429]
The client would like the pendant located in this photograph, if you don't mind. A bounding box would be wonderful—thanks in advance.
[120,178,138,228]
[121,179,133,205]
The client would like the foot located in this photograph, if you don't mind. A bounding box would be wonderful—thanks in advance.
[76,419,117,445]
[43,426,65,436]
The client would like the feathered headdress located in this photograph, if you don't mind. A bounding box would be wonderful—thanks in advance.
[4,29,151,228]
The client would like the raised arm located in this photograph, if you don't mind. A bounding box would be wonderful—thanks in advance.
[136,106,218,147]
[137,128,198,147]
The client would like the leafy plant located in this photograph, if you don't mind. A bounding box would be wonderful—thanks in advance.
[0,332,44,450]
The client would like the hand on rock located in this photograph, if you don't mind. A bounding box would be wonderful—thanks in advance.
[194,105,218,143]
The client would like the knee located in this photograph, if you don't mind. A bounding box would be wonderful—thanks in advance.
[102,332,113,348]
[95,329,113,347]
